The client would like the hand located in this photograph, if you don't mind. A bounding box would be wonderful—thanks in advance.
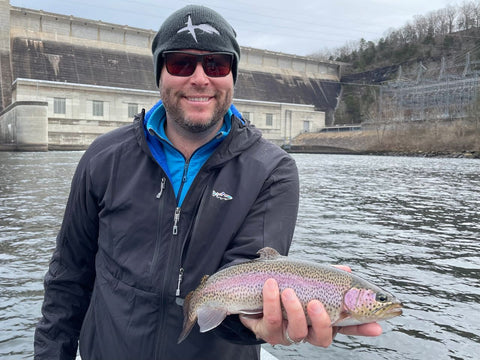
[240,277,383,347]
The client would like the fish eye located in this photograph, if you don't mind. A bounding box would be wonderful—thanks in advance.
[376,293,389,302]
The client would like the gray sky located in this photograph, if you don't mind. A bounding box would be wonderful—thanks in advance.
[11,0,455,56]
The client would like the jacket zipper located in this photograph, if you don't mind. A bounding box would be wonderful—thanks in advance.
[156,177,166,199]
[172,206,183,297]
[173,179,211,300]
[176,160,189,206]
[150,177,168,283]
[172,160,189,295]
[172,207,181,235]
[175,267,184,297]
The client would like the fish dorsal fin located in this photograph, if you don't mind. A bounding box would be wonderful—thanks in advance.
[257,247,282,260]
[199,275,210,287]
[197,306,228,333]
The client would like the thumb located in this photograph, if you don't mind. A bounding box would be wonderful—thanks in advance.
[239,314,259,332]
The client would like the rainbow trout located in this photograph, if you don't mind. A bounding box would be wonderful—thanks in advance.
[178,247,402,343]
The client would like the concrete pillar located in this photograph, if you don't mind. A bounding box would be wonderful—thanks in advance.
[0,0,12,111]
[0,101,48,151]
[0,0,9,52]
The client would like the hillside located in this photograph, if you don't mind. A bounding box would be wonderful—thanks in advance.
[300,2,480,156]
[329,26,480,125]
[310,1,480,125]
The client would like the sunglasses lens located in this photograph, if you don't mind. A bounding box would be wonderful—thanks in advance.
[202,54,232,77]
[164,53,197,76]
[164,52,233,77]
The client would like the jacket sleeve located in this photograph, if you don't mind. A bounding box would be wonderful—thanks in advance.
[34,151,99,360]
[214,151,300,344]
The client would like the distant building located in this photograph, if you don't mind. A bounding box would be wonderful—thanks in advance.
[0,0,344,150]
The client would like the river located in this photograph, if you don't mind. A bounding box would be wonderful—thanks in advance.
[0,152,479,359]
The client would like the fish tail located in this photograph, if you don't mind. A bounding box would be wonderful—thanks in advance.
[177,290,197,344]
[177,275,210,344]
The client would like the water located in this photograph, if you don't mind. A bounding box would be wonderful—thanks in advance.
[1,152,479,359]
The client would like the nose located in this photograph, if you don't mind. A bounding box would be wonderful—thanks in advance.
[190,62,209,84]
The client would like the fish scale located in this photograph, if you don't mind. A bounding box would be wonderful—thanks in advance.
[178,247,402,344]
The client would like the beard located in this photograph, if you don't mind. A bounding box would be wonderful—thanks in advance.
[160,86,233,134]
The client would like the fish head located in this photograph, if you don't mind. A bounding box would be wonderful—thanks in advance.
[338,285,403,326]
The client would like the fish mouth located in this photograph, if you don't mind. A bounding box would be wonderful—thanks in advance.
[371,302,403,319]
[383,303,403,317]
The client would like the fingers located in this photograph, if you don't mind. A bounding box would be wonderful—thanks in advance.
[333,265,351,273]
[260,278,284,342]
[305,300,334,347]
[339,322,383,337]
[239,278,284,344]
[240,279,309,346]
[281,288,308,344]
[240,278,383,348]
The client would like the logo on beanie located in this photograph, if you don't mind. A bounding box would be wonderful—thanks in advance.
[177,15,220,43]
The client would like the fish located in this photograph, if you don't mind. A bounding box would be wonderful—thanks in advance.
[178,247,403,344]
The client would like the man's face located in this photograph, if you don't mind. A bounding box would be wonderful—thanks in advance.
[159,50,234,134]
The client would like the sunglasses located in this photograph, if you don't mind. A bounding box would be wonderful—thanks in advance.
[162,51,233,77]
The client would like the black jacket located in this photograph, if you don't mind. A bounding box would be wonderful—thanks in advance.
[34,112,299,360]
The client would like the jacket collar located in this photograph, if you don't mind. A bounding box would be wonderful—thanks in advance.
[133,100,261,168]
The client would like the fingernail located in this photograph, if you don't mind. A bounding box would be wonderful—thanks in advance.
[310,301,323,314]
[265,279,277,291]
[284,289,295,301]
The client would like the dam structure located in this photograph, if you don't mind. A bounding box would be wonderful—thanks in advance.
[0,0,344,151]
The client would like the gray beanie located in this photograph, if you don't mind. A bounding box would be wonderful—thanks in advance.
[152,5,241,86]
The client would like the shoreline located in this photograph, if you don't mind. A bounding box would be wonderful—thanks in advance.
[290,123,480,159]
[285,146,480,159]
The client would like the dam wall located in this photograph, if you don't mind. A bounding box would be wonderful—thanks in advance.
[0,1,344,150]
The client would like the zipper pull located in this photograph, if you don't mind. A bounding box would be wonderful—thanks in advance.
[156,177,166,199]
[176,267,184,297]
[182,161,189,184]
[172,207,181,235]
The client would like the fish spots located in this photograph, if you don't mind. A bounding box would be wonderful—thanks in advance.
[342,287,401,324]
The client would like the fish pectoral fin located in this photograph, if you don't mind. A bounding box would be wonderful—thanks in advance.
[197,306,228,333]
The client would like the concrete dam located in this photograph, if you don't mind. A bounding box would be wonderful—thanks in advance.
[0,0,344,150]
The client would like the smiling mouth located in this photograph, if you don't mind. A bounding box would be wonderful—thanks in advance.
[186,97,211,102]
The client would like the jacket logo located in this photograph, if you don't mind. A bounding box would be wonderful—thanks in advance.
[212,190,233,201]
[177,15,220,43]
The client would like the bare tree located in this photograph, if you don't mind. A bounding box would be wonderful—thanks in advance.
[413,14,429,40]
[458,1,476,30]
[401,22,418,43]
[445,5,458,33]
[428,10,443,36]
[472,0,480,27]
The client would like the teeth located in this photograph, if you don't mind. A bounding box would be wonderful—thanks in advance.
[188,97,210,102]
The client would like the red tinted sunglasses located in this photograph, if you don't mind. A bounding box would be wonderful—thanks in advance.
[162,51,233,77]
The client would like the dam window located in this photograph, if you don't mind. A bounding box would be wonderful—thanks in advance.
[93,101,104,117]
[303,120,310,132]
[128,103,138,118]
[54,98,66,114]
[266,113,273,126]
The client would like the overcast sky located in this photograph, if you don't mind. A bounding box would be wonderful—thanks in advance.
[11,0,456,56]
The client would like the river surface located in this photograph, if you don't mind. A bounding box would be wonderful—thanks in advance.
[0,152,479,359]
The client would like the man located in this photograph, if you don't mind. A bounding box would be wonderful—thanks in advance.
[34,5,381,360]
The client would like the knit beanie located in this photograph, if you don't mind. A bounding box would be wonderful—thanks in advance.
[152,5,241,86]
